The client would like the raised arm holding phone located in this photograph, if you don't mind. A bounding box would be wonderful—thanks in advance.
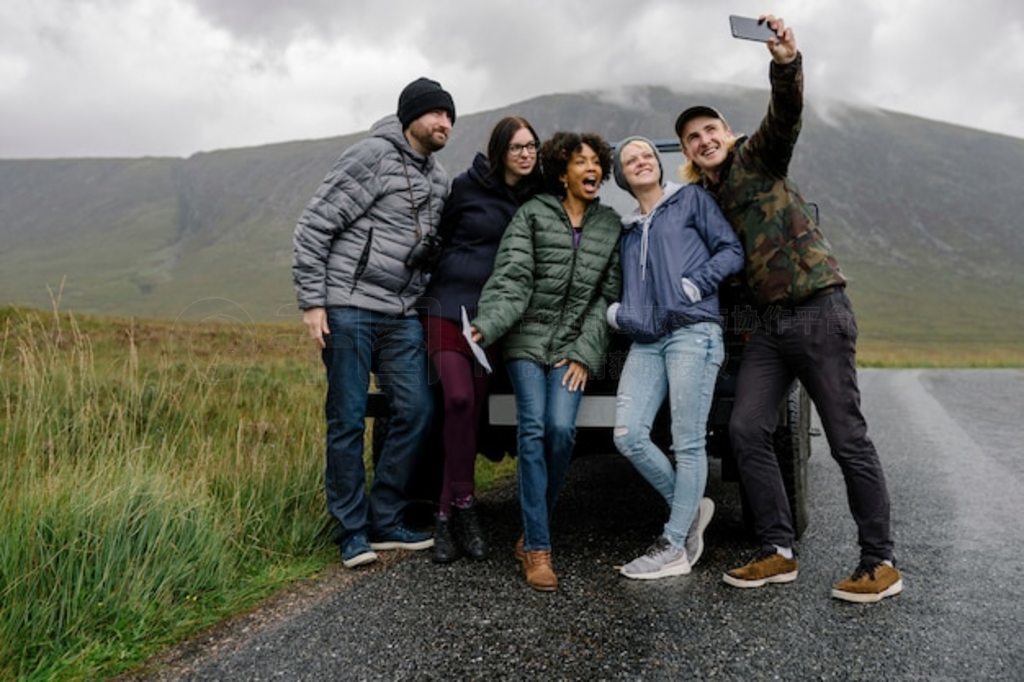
[675,15,903,603]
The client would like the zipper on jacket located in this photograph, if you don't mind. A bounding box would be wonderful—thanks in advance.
[395,269,418,316]
[544,219,579,363]
[350,226,375,295]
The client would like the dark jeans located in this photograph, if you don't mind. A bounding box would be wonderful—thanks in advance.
[322,307,433,543]
[729,289,894,564]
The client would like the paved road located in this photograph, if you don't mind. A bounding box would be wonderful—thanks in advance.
[143,369,1024,680]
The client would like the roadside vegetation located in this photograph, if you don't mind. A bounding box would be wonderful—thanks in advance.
[0,305,511,680]
[856,339,1024,368]
[1,304,1017,679]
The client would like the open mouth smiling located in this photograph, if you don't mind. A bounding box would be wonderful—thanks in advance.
[699,144,719,159]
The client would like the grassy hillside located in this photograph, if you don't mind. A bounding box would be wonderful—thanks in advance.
[1,86,1022,355]
[0,158,180,313]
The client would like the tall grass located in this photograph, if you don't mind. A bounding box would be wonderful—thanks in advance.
[1,308,333,679]
[1,305,518,679]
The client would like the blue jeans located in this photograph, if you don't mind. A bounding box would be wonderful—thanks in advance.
[322,307,433,543]
[613,322,724,547]
[506,360,584,551]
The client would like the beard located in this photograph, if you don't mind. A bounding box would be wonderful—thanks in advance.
[409,123,448,153]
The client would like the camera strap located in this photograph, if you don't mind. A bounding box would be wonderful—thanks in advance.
[399,155,433,241]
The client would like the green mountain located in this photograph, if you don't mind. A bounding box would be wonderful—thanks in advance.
[2,86,1022,350]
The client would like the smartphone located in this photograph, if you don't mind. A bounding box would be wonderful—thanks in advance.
[729,15,779,43]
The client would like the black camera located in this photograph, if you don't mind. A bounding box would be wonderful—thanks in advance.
[404,232,444,272]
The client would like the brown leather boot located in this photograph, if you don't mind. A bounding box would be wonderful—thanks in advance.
[514,535,525,561]
[522,550,558,592]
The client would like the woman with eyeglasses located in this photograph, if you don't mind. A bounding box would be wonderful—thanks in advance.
[608,136,743,580]
[470,132,621,591]
[421,116,543,564]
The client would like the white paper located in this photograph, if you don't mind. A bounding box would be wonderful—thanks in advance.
[461,305,493,374]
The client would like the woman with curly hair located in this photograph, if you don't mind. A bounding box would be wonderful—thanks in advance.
[470,132,621,591]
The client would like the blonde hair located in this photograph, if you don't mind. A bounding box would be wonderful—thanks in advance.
[680,160,702,184]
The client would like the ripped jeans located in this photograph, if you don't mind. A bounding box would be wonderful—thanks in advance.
[613,322,723,547]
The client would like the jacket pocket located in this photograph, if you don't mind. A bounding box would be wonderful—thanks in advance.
[350,228,375,293]
[616,304,662,343]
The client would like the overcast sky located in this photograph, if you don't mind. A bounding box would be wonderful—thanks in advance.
[2,0,1021,158]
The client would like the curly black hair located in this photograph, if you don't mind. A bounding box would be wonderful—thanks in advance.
[538,131,613,197]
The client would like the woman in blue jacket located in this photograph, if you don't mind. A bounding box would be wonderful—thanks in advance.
[608,136,743,580]
[421,116,543,564]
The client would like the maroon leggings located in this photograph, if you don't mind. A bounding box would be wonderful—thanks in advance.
[431,351,490,515]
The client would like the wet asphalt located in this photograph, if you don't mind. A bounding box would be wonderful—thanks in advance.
[146,369,1024,681]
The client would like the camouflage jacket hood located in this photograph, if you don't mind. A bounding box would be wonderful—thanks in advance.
[700,54,845,306]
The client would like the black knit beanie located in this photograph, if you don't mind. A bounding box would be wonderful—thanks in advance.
[397,77,456,129]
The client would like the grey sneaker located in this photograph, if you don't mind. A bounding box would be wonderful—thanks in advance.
[684,497,716,568]
[620,536,691,580]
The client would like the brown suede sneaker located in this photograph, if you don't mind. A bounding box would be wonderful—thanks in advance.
[723,549,799,588]
[514,535,525,561]
[522,550,558,592]
[832,562,903,603]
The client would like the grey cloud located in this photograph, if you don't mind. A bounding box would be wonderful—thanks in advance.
[2,0,1023,158]
[183,0,432,45]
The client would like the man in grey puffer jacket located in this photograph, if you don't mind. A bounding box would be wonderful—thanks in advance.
[292,77,454,569]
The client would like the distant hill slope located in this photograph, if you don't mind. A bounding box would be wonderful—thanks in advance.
[2,85,1022,349]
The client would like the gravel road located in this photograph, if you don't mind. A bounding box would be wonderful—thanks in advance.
[136,369,1024,681]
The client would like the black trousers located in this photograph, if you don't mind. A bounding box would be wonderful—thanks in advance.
[729,288,894,564]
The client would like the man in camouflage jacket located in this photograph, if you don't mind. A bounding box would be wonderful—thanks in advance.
[675,15,901,604]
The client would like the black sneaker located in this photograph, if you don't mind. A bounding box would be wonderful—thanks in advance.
[432,516,459,564]
[453,503,488,560]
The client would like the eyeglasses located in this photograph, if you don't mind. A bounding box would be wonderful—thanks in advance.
[508,141,538,156]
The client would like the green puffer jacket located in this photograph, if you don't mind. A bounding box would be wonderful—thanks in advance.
[472,193,621,372]
[701,53,846,306]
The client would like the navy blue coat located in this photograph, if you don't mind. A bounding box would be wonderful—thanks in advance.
[612,182,744,343]
[422,153,537,322]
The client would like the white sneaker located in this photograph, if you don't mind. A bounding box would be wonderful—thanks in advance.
[620,536,691,580]
[684,498,715,568]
